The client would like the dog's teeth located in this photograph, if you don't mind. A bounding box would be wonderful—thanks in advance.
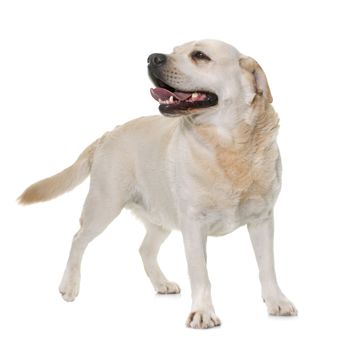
[192,93,199,99]
[169,96,174,103]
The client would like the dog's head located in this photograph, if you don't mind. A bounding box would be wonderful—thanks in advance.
[148,39,272,119]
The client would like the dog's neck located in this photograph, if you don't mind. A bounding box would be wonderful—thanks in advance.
[181,97,280,194]
[182,96,279,147]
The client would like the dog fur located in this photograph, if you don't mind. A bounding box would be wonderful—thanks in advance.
[19,39,297,328]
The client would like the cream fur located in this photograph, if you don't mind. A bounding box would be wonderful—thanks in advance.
[18,139,99,204]
[19,39,297,328]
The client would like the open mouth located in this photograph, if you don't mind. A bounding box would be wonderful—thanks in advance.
[149,75,218,114]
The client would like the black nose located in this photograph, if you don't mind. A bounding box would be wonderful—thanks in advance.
[147,53,167,67]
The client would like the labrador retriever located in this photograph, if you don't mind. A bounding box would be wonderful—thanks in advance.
[18,39,297,328]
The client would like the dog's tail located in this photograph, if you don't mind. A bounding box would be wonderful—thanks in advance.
[18,139,99,205]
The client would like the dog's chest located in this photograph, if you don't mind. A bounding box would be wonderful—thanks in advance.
[202,153,280,235]
[184,119,280,235]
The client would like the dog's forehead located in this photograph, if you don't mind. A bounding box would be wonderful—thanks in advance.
[173,39,240,59]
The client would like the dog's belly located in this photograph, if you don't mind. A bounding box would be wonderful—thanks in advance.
[128,192,274,236]
[127,194,178,229]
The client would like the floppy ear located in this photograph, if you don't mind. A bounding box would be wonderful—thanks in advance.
[239,56,273,104]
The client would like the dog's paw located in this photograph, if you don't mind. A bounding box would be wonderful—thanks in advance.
[264,295,298,316]
[156,281,181,294]
[59,271,80,302]
[186,310,221,329]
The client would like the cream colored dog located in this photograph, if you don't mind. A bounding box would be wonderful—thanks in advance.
[19,39,297,328]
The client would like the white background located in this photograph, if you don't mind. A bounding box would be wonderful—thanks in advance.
[1,0,350,349]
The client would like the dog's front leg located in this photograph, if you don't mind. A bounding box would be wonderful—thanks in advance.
[248,215,297,316]
[182,220,221,329]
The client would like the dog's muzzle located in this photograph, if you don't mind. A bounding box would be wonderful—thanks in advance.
[147,52,218,116]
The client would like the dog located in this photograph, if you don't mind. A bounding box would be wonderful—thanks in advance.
[18,39,297,328]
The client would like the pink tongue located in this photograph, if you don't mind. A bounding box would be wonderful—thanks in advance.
[150,88,192,101]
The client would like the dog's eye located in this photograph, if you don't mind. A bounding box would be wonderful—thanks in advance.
[191,50,211,62]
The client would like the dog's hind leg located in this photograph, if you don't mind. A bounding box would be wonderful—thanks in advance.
[59,184,125,302]
[139,221,180,294]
